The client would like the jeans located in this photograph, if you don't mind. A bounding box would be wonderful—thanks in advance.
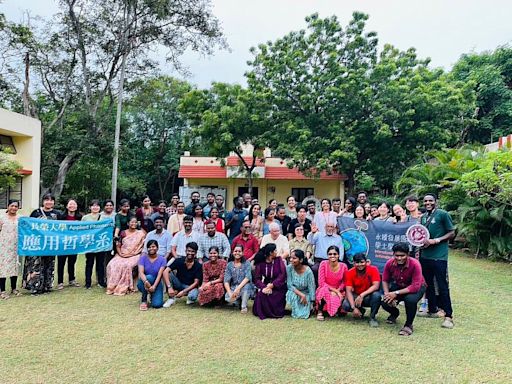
[137,274,164,308]
[169,273,198,302]
[381,284,426,327]
[342,291,381,319]
[85,252,106,288]
[420,258,453,317]
[225,290,250,309]
[57,254,77,284]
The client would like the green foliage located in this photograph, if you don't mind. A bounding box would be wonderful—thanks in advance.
[181,82,268,191]
[246,12,475,191]
[396,146,512,260]
[0,147,22,192]
[451,47,512,144]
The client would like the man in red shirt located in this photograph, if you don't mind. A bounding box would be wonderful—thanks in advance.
[231,221,260,262]
[342,253,381,327]
[381,242,426,336]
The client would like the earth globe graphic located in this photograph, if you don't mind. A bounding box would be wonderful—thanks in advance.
[340,228,369,264]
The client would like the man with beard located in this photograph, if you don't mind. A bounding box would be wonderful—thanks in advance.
[169,216,199,260]
[144,217,172,260]
[198,220,231,261]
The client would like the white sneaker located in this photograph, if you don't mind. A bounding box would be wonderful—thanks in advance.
[186,298,194,305]
[163,298,175,308]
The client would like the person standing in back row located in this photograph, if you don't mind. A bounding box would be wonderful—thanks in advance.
[418,193,455,329]
[225,197,248,242]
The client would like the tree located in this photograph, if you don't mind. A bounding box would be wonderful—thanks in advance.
[121,76,191,201]
[451,47,512,144]
[246,12,474,192]
[1,0,226,202]
[181,82,268,194]
[0,147,22,192]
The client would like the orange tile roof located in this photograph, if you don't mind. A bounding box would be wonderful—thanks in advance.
[179,165,226,178]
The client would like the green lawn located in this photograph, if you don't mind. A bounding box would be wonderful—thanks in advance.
[1,251,511,384]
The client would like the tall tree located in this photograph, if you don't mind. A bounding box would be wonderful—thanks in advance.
[451,47,512,144]
[181,82,268,194]
[1,0,225,201]
[121,76,191,201]
[246,12,474,192]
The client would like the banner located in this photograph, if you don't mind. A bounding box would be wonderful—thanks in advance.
[338,217,414,273]
[18,217,114,256]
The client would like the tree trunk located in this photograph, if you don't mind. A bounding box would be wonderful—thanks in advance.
[41,153,78,202]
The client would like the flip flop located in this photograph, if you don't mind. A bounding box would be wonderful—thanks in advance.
[139,302,148,311]
[399,326,413,336]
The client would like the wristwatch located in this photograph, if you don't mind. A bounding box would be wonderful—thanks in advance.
[394,290,400,296]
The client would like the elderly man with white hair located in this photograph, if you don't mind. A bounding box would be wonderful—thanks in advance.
[260,222,290,260]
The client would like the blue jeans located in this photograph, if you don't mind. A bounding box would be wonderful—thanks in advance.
[137,274,164,308]
[170,273,198,302]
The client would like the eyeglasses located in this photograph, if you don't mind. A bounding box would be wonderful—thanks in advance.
[327,252,338,255]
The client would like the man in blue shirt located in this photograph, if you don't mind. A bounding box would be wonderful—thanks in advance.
[307,222,343,283]
[144,217,172,260]
[225,196,248,241]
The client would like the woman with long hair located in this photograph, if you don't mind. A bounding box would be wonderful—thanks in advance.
[107,216,145,295]
[57,198,83,289]
[248,204,264,240]
[224,244,253,313]
[252,243,287,319]
[286,250,316,319]
[0,200,22,299]
[198,246,227,306]
[315,245,348,321]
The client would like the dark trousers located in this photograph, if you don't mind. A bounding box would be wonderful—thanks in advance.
[0,276,17,291]
[57,254,77,284]
[342,291,382,319]
[85,252,106,288]
[420,258,453,317]
[381,284,426,327]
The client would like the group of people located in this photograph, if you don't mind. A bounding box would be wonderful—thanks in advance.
[0,190,455,336]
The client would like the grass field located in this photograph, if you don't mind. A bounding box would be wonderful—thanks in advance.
[1,251,511,384]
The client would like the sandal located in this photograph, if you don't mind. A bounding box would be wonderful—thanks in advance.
[57,283,64,290]
[69,280,81,287]
[11,289,21,297]
[240,308,248,314]
[139,302,148,311]
[398,325,413,336]
[386,316,397,324]
[316,312,325,321]
[0,292,9,300]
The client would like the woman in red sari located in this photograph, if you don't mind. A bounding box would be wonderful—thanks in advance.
[106,217,146,295]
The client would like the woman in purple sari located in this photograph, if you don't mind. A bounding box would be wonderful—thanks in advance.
[252,243,287,320]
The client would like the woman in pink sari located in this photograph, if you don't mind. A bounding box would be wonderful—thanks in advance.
[315,245,348,321]
[106,217,145,295]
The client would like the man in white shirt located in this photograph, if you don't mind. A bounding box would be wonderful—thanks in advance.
[261,222,290,260]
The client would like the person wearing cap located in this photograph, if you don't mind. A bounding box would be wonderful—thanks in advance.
[342,253,381,327]
[381,242,426,336]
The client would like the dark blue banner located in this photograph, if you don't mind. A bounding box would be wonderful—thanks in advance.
[338,217,414,273]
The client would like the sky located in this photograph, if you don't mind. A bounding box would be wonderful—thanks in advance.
[3,0,512,89]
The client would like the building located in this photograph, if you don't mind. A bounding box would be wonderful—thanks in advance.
[178,145,346,209]
[485,134,512,152]
[0,108,41,213]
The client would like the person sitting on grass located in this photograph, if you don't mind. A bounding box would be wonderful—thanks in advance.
[162,242,202,307]
[381,242,426,336]
[286,250,316,319]
[137,240,166,311]
[224,244,253,313]
[342,253,381,327]
[252,243,287,320]
[315,245,347,321]
[198,246,227,306]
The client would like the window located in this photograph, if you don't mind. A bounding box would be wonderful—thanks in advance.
[238,187,258,200]
[0,177,22,209]
[291,188,314,204]
[0,135,16,153]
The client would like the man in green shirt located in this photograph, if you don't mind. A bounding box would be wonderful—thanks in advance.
[419,193,455,329]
